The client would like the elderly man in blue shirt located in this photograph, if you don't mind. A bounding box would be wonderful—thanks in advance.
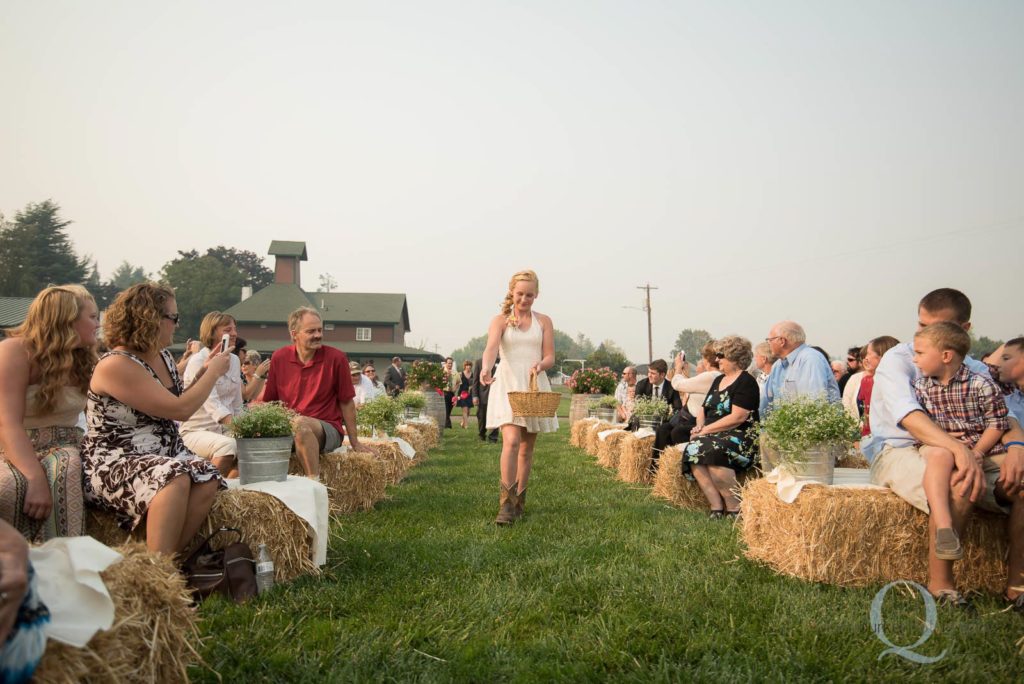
[865,288,1024,612]
[759,320,840,416]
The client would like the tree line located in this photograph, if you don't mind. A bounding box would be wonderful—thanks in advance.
[0,200,273,341]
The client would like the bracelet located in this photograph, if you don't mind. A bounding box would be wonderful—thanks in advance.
[1006,441,1024,449]
[256,374,267,380]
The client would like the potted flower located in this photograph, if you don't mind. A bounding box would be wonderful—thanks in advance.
[357,395,403,438]
[229,402,296,485]
[397,390,427,420]
[756,396,860,484]
[567,367,619,424]
[588,395,619,422]
[407,361,445,393]
[631,395,672,430]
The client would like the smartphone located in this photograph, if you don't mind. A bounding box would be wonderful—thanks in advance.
[220,333,231,354]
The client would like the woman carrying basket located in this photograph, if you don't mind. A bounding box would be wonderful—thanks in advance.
[480,270,558,525]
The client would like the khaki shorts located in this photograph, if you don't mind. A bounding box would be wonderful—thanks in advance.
[869,444,1008,515]
[181,430,237,461]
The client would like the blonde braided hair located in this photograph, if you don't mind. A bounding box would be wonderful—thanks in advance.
[500,270,539,327]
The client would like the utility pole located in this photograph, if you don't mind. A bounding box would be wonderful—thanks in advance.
[637,283,657,363]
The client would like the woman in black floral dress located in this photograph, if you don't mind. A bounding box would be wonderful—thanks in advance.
[81,283,233,555]
[684,335,759,519]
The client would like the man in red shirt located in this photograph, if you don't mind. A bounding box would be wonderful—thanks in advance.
[263,307,372,477]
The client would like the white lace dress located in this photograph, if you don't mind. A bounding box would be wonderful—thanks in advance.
[486,315,560,433]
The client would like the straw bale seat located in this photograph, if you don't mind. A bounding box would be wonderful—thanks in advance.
[569,419,596,448]
[402,419,439,450]
[739,477,1008,594]
[596,430,629,469]
[34,543,201,683]
[318,450,388,514]
[88,489,319,583]
[651,446,757,510]
[617,433,656,484]
[584,421,617,456]
[395,424,429,461]
[362,439,409,485]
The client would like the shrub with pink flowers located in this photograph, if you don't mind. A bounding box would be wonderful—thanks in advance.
[566,367,618,395]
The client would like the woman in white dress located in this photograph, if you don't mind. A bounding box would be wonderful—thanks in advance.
[480,270,558,525]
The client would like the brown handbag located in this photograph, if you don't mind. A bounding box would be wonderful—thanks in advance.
[183,527,258,603]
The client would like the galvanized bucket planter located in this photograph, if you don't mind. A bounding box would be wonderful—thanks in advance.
[570,394,605,424]
[636,416,663,431]
[403,407,423,421]
[778,444,842,485]
[237,436,293,485]
[588,407,616,422]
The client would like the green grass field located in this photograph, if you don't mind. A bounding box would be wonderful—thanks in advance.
[193,424,1022,682]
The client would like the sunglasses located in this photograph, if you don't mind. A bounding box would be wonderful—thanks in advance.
[164,313,180,324]
[847,357,857,363]
[714,352,726,359]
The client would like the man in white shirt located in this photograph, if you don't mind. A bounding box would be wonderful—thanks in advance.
[866,288,1024,609]
[614,366,637,422]
[760,321,840,415]
[351,361,380,407]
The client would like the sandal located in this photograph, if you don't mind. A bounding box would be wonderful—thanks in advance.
[724,510,741,521]
[708,509,724,520]
[932,589,975,613]
[1004,593,1024,614]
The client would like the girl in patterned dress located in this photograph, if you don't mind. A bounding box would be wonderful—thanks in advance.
[81,283,232,556]
[480,270,558,525]
[0,285,99,542]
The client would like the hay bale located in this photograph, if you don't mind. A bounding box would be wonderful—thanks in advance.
[200,489,319,583]
[617,433,656,484]
[363,439,409,485]
[596,430,628,469]
[584,422,616,456]
[34,542,200,683]
[650,448,757,510]
[739,478,1007,594]
[86,507,138,547]
[404,418,439,450]
[569,419,595,448]
[319,451,387,515]
[395,424,428,461]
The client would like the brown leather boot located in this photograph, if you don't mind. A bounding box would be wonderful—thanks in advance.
[512,488,526,520]
[495,481,518,525]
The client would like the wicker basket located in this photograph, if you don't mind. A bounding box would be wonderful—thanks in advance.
[508,371,561,418]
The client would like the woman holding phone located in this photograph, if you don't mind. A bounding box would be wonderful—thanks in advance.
[82,283,229,556]
[480,270,558,525]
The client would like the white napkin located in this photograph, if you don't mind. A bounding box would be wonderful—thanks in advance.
[766,466,888,503]
[226,476,329,566]
[30,536,121,647]
[597,428,627,442]
[634,428,656,439]
[764,466,806,504]
[389,437,416,459]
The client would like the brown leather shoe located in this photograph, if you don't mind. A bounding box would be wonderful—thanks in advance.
[512,488,527,520]
[495,481,518,525]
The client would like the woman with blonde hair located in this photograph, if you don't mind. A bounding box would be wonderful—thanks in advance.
[81,283,231,556]
[0,285,99,540]
[480,270,558,524]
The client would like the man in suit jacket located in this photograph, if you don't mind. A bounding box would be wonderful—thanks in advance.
[383,356,406,396]
[471,357,499,442]
[632,358,683,425]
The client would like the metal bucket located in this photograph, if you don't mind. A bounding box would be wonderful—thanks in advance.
[403,407,423,421]
[781,445,840,485]
[637,416,663,431]
[589,407,616,422]
[570,394,604,424]
[237,436,292,485]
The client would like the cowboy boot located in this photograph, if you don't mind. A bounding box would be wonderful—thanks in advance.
[512,487,527,520]
[495,481,518,525]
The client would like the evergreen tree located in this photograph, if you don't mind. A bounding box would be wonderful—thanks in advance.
[0,200,88,296]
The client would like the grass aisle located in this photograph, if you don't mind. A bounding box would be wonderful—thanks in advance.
[195,425,1022,682]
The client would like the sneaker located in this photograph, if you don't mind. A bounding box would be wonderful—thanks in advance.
[932,589,975,613]
[935,527,964,560]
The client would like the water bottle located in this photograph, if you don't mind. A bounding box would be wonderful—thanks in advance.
[255,544,275,594]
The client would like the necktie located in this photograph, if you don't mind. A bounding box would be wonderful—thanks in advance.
[654,385,660,399]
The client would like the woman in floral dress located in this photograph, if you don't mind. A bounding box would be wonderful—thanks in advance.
[684,335,760,519]
[81,283,233,556]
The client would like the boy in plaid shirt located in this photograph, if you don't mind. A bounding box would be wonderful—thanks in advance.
[913,322,1010,560]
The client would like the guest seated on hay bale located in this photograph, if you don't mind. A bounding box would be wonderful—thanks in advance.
[654,343,722,464]
[241,350,271,403]
[837,346,862,395]
[993,339,1024,425]
[911,322,1010,562]
[753,341,775,392]
[262,307,374,478]
[0,286,99,542]
[179,311,248,477]
[631,360,682,438]
[850,336,900,439]
[614,366,637,422]
[352,361,383,406]
[683,336,759,519]
[0,519,45,680]
[759,320,840,415]
[865,288,1024,611]
[81,283,228,557]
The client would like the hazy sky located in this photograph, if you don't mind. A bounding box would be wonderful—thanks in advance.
[2,1,1022,363]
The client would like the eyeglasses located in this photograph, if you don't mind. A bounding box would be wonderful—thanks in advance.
[365,370,375,374]
[242,361,253,366]
[164,313,180,324]
[765,336,784,343]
